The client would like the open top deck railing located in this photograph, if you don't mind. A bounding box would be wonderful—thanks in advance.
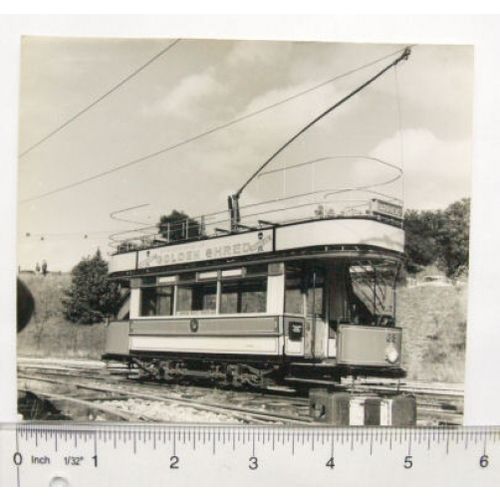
[109,185,403,254]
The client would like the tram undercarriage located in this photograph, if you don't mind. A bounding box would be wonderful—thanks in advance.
[105,352,406,391]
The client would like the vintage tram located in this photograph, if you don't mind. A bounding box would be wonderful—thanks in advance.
[104,196,406,389]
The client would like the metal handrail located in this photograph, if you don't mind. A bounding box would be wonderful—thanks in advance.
[109,156,404,253]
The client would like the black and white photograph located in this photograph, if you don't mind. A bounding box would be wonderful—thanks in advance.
[16,36,473,426]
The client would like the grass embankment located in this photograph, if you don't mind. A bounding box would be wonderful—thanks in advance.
[398,284,467,383]
[17,274,467,382]
[17,273,106,360]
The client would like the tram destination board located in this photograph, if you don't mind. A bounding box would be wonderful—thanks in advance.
[0,424,499,486]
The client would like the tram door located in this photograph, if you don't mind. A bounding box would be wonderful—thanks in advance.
[285,264,328,359]
[307,268,328,359]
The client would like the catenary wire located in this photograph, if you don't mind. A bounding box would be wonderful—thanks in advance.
[20,45,413,206]
[235,47,411,198]
[18,39,181,159]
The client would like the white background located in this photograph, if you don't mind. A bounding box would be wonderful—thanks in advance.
[1,14,500,426]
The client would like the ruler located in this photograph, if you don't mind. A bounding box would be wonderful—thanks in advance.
[1,424,499,486]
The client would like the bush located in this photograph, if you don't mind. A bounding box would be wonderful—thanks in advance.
[62,249,121,324]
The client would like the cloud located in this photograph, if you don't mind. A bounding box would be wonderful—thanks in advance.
[141,67,225,120]
[370,128,472,210]
[226,40,293,68]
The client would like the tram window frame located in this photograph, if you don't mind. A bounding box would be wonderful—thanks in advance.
[219,276,268,314]
[140,284,175,317]
[347,260,397,327]
[245,263,269,277]
[284,275,304,315]
[140,265,271,318]
[176,281,218,316]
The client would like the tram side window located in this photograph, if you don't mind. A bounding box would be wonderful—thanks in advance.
[140,285,174,316]
[220,278,267,314]
[176,282,217,315]
[285,276,304,315]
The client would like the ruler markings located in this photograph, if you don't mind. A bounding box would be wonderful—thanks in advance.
[15,426,20,487]
[93,431,97,468]
[5,425,500,486]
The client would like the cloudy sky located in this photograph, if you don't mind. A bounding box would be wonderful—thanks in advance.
[17,37,473,272]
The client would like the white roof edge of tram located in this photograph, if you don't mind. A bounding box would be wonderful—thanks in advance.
[109,218,404,275]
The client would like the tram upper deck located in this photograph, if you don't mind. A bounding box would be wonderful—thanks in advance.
[108,197,404,278]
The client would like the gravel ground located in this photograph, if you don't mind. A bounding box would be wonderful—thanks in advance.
[96,398,245,423]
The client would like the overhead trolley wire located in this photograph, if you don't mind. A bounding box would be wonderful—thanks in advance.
[18,38,181,159]
[20,45,413,205]
[234,47,412,199]
[109,203,151,226]
[21,229,114,241]
[393,64,406,206]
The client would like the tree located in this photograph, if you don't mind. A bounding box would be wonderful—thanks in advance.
[404,209,444,273]
[404,198,470,278]
[436,198,470,278]
[62,249,122,324]
[158,210,203,241]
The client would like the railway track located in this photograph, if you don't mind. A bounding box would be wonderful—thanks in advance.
[17,359,463,426]
[18,387,157,422]
[18,370,312,425]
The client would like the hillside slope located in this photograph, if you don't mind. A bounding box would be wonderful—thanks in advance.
[17,273,106,359]
[398,284,467,382]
